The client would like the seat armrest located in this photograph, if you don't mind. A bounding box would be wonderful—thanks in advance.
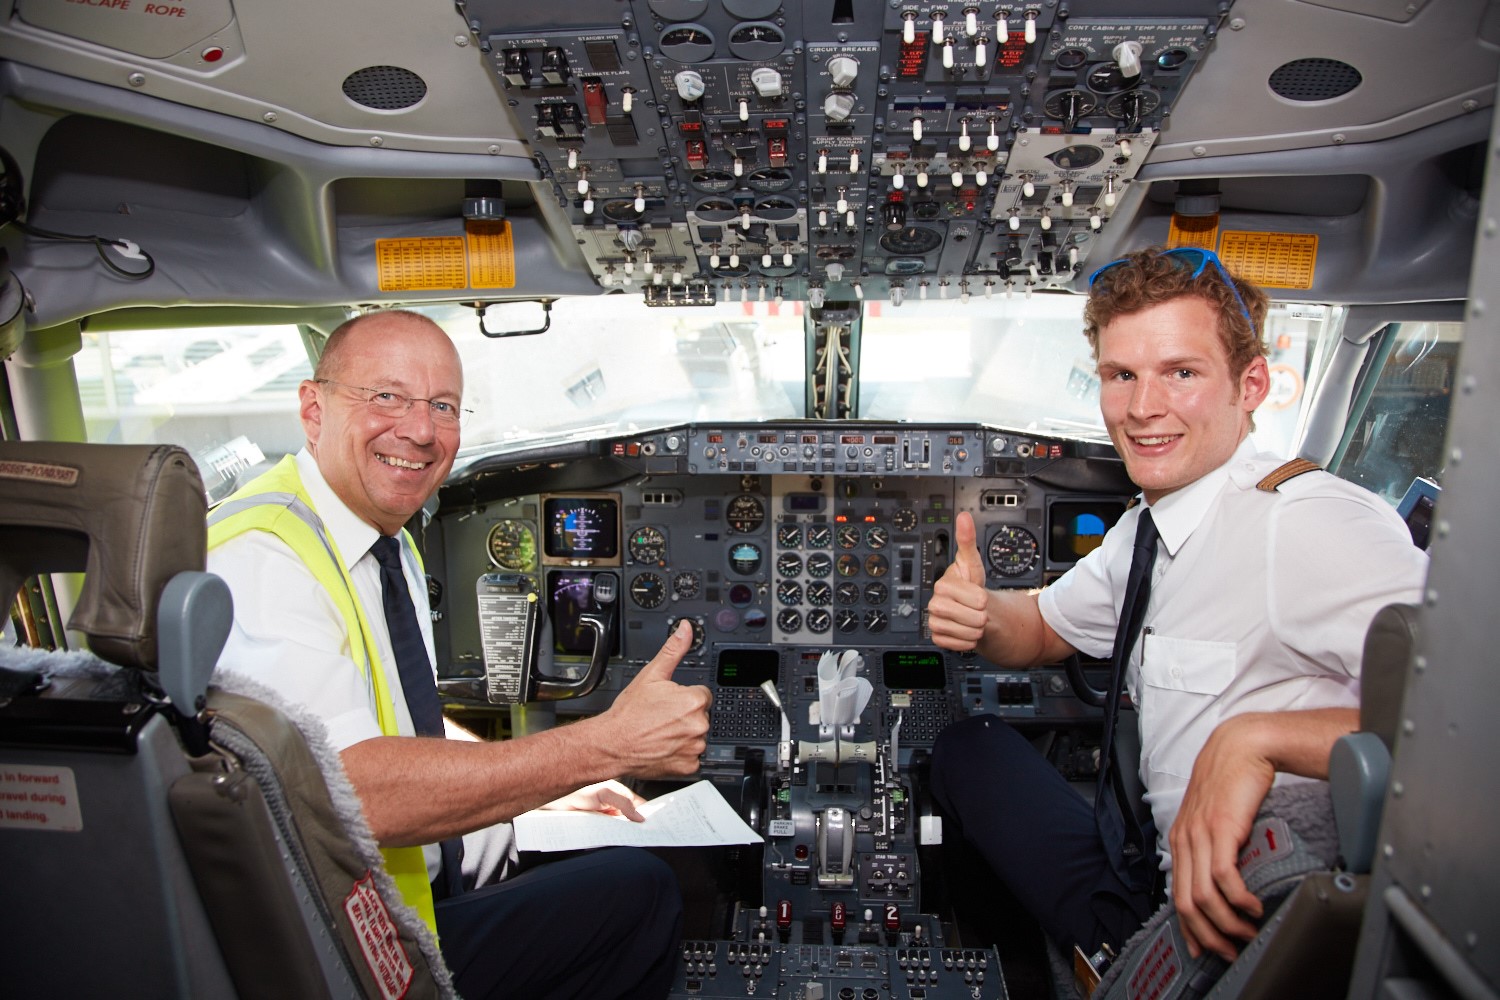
[1329,731,1391,875]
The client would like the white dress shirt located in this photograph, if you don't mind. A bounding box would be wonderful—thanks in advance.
[210,448,513,882]
[1039,437,1428,870]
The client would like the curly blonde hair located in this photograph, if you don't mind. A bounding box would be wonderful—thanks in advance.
[1082,247,1270,380]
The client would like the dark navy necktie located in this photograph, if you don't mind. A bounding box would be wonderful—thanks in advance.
[371,535,464,899]
[1094,506,1160,893]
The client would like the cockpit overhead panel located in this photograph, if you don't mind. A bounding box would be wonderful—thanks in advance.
[459,0,1234,307]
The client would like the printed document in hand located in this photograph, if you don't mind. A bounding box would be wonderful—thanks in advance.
[513,779,763,852]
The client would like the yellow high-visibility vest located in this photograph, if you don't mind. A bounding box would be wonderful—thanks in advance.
[208,455,438,935]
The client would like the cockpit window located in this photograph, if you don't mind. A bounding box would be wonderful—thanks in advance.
[1333,321,1463,504]
[859,297,1343,460]
[76,324,308,501]
[412,300,806,458]
[69,299,1346,488]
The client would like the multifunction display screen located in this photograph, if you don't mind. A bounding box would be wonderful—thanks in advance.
[544,496,619,559]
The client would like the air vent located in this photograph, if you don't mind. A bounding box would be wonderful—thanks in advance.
[1268,58,1362,102]
[342,66,427,110]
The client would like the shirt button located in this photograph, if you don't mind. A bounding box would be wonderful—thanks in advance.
[1171,667,1182,679]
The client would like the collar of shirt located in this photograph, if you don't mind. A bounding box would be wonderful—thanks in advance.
[1141,436,1263,558]
[294,448,383,573]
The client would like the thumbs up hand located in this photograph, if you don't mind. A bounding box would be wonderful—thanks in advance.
[600,619,713,777]
[929,512,992,651]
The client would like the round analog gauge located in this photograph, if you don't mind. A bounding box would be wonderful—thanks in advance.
[777,608,803,632]
[487,520,536,570]
[865,525,889,549]
[722,0,781,20]
[602,199,645,223]
[806,608,832,634]
[776,522,802,548]
[879,226,942,256]
[693,196,737,220]
[1157,48,1190,70]
[690,170,738,194]
[1086,64,1132,94]
[835,581,860,605]
[806,553,833,578]
[744,609,767,630]
[1054,47,1089,70]
[668,616,706,653]
[777,580,803,606]
[1106,88,1162,122]
[776,552,803,578]
[806,581,833,607]
[836,609,860,633]
[673,571,701,600]
[728,541,763,575]
[726,21,785,61]
[746,168,795,193]
[806,524,833,548]
[628,525,667,564]
[864,554,889,577]
[630,572,666,609]
[658,24,716,63]
[836,554,861,578]
[864,581,889,604]
[836,524,861,549]
[892,508,917,532]
[727,494,766,533]
[987,525,1041,578]
[864,609,889,634]
[753,196,797,221]
[1043,89,1098,122]
[1045,144,1105,171]
[647,0,708,21]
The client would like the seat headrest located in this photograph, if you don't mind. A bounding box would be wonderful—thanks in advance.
[0,442,206,670]
[1360,602,1420,750]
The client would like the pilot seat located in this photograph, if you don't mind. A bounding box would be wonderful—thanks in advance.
[0,441,453,999]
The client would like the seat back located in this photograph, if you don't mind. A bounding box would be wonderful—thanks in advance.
[0,441,450,999]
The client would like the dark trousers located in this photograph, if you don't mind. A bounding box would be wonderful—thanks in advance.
[435,847,683,1000]
[929,715,1156,956]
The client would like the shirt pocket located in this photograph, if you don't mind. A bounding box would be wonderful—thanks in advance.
[1139,634,1237,780]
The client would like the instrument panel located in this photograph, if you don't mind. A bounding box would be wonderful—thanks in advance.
[433,421,1129,733]
[431,421,1129,996]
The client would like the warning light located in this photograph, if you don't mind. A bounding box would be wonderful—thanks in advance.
[201,47,225,63]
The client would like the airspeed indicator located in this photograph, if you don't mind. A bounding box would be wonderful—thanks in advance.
[987,525,1040,578]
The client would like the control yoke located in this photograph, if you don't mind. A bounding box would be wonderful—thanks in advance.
[474,571,615,704]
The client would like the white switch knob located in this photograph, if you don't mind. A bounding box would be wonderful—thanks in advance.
[673,70,705,102]
[1113,41,1143,80]
[751,67,783,98]
[828,55,859,88]
[823,91,856,122]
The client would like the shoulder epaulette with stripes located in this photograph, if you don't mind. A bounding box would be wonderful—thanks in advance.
[1256,457,1323,493]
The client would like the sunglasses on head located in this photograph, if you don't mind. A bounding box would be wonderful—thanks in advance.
[1088,247,1256,332]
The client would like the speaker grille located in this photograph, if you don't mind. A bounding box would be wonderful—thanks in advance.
[341,66,427,110]
[1268,58,1362,101]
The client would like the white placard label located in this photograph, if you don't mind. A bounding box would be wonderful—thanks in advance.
[0,763,83,831]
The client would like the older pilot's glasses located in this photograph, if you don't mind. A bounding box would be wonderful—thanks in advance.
[1088,246,1256,333]
[315,378,472,426]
